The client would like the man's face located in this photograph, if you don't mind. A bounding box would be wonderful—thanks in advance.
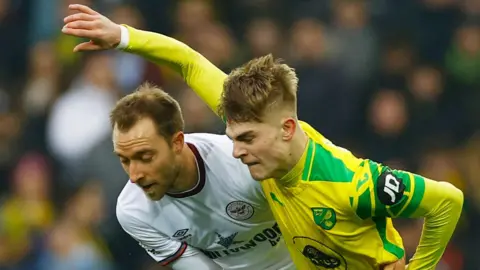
[113,118,179,200]
[226,120,289,181]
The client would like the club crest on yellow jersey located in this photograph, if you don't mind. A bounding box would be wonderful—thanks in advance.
[312,207,336,230]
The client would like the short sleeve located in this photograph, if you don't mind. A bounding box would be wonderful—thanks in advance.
[116,208,199,266]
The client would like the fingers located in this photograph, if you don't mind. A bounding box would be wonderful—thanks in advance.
[73,42,103,52]
[68,4,99,16]
[383,264,394,270]
[382,259,404,270]
[64,20,97,31]
[64,12,96,24]
[62,27,97,39]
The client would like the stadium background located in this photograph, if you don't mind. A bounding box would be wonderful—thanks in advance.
[0,0,478,269]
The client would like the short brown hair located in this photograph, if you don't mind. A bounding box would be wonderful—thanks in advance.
[218,54,299,123]
[110,82,184,139]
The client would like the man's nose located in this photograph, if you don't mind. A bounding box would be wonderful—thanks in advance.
[129,163,145,183]
[232,143,247,159]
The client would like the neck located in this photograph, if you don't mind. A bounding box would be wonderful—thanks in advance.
[169,144,199,193]
[284,126,309,174]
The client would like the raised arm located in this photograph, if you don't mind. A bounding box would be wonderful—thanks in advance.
[351,160,463,269]
[117,25,227,113]
[62,4,226,115]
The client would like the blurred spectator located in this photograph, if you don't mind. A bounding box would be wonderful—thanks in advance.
[289,18,352,142]
[192,23,237,71]
[37,181,111,270]
[54,0,94,70]
[174,0,215,42]
[330,0,377,87]
[0,153,54,269]
[407,64,456,146]
[364,89,412,164]
[243,17,283,59]
[446,22,480,87]
[23,41,60,117]
[0,90,21,192]
[379,39,416,86]
[46,52,117,172]
[0,0,29,87]
[446,22,480,132]
[178,87,224,134]
[415,0,463,65]
[462,0,480,19]
[109,4,162,94]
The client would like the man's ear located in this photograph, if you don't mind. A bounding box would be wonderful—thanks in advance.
[171,132,185,154]
[281,118,296,141]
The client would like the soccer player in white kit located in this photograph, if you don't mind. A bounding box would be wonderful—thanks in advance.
[110,82,294,270]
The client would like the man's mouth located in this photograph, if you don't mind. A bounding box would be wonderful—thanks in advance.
[245,162,260,167]
[141,183,155,191]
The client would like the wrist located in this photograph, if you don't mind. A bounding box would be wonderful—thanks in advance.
[116,25,129,50]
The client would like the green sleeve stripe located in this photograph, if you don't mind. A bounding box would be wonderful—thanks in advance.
[367,161,388,217]
[387,194,409,217]
[399,174,426,217]
[302,139,316,180]
[373,217,405,259]
[356,188,372,219]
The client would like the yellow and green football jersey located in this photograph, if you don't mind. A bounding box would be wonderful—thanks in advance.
[260,121,416,269]
[120,25,464,270]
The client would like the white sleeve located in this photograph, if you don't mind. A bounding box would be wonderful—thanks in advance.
[117,208,220,269]
[171,253,222,270]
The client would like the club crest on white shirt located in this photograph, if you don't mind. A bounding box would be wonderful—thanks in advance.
[226,201,255,221]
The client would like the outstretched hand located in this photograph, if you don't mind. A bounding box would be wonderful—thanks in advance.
[62,4,122,52]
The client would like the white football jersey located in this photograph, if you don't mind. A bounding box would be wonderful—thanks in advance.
[116,133,294,270]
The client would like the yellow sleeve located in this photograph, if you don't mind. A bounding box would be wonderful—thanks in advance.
[406,179,463,269]
[351,160,463,269]
[121,25,227,115]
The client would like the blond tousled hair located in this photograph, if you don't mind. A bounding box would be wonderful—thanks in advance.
[218,54,299,123]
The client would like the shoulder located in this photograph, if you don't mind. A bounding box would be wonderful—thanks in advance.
[116,182,155,229]
[185,133,265,201]
[185,133,233,154]
[184,133,243,169]
[299,122,362,181]
[349,160,414,219]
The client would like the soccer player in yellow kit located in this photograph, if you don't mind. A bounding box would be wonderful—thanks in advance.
[63,4,464,269]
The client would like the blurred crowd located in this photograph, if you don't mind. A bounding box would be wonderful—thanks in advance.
[0,0,479,269]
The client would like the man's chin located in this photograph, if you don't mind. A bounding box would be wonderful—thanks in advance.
[248,168,269,181]
[145,191,163,201]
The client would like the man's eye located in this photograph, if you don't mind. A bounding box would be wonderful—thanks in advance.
[243,137,254,143]
[120,159,129,165]
[141,156,153,163]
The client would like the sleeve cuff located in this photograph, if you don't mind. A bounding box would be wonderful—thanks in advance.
[116,25,130,50]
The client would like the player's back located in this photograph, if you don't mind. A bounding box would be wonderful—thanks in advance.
[117,133,294,270]
[261,122,406,269]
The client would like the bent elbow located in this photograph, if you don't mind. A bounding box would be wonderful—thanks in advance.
[440,181,464,212]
